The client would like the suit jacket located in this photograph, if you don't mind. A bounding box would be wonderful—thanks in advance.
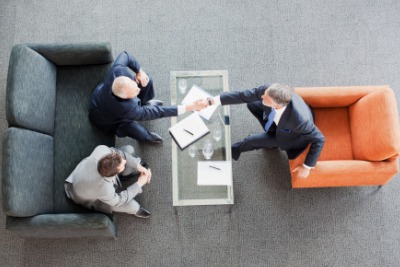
[64,145,142,214]
[220,84,325,167]
[89,51,178,133]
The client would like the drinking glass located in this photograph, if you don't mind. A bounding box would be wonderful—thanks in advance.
[213,128,222,142]
[188,145,197,158]
[178,79,187,94]
[202,141,214,160]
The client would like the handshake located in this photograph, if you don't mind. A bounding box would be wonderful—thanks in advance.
[188,97,215,112]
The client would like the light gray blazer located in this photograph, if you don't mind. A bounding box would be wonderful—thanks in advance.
[65,145,142,214]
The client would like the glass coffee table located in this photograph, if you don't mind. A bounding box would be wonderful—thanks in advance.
[170,70,234,206]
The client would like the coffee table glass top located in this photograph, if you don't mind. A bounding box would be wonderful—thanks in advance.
[170,70,234,206]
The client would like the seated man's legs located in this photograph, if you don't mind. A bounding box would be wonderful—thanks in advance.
[116,122,162,144]
[247,101,267,129]
[112,198,140,215]
[118,145,137,176]
[137,78,155,104]
[232,132,278,160]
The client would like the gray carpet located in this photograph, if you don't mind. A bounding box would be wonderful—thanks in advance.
[1,0,400,266]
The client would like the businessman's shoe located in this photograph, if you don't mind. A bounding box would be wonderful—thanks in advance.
[134,207,151,219]
[145,99,163,106]
[231,146,241,161]
[148,132,163,144]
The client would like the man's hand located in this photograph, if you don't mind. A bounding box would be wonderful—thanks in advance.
[186,99,209,111]
[136,163,149,175]
[137,168,152,187]
[292,165,311,179]
[135,70,149,87]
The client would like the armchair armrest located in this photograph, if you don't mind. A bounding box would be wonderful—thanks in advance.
[27,42,113,66]
[6,213,117,238]
[349,86,400,161]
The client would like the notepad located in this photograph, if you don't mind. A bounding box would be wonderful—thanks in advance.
[169,113,210,150]
[197,161,232,186]
[181,85,218,120]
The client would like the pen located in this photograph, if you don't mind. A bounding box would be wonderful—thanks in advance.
[183,128,194,135]
[218,113,225,125]
[209,165,221,170]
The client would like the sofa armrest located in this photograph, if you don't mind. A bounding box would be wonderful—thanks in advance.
[27,42,113,66]
[6,213,116,238]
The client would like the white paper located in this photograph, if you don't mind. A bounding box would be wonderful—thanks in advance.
[169,113,210,149]
[197,161,232,186]
[181,85,218,120]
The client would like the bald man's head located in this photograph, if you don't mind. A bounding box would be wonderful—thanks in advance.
[112,76,140,99]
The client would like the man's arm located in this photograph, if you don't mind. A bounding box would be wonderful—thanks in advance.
[113,51,141,73]
[124,100,207,121]
[98,183,142,208]
[218,84,271,105]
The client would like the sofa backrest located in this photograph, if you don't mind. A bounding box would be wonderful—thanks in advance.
[6,45,57,135]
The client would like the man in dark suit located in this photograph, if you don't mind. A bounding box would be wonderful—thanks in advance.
[89,51,206,144]
[204,83,325,179]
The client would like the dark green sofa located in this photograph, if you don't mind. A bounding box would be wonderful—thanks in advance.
[2,43,117,238]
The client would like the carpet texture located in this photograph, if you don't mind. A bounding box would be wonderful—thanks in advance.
[1,0,400,266]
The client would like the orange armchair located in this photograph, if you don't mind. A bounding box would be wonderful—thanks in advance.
[289,86,400,188]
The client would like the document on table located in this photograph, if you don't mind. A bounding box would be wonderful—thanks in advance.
[181,85,218,120]
[169,113,210,150]
[197,161,232,186]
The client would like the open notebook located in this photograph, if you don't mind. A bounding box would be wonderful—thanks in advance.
[169,113,210,150]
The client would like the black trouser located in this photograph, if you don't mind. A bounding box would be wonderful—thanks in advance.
[231,101,278,160]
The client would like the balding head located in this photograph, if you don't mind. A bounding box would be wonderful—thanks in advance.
[112,76,140,99]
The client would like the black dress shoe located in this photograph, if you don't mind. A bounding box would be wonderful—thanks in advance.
[148,132,163,144]
[145,99,163,106]
[134,207,151,219]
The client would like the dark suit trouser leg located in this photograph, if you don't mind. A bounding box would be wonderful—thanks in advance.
[232,133,278,160]
[137,78,155,104]
[116,122,153,142]
[247,101,266,129]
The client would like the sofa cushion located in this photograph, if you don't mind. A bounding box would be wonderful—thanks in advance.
[6,45,57,135]
[313,107,353,160]
[349,87,400,161]
[2,128,54,217]
[53,65,115,213]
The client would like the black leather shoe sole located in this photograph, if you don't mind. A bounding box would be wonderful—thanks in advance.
[134,207,151,219]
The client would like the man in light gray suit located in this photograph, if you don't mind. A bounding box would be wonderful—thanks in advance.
[65,145,152,218]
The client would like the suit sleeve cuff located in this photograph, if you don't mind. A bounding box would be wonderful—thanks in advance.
[177,105,186,115]
[303,164,314,169]
[213,96,221,106]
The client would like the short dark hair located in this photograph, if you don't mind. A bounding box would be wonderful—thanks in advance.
[97,152,122,177]
[266,83,293,106]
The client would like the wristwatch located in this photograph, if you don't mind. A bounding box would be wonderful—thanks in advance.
[207,97,213,105]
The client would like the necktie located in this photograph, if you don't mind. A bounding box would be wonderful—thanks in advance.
[113,177,122,193]
[264,108,276,132]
